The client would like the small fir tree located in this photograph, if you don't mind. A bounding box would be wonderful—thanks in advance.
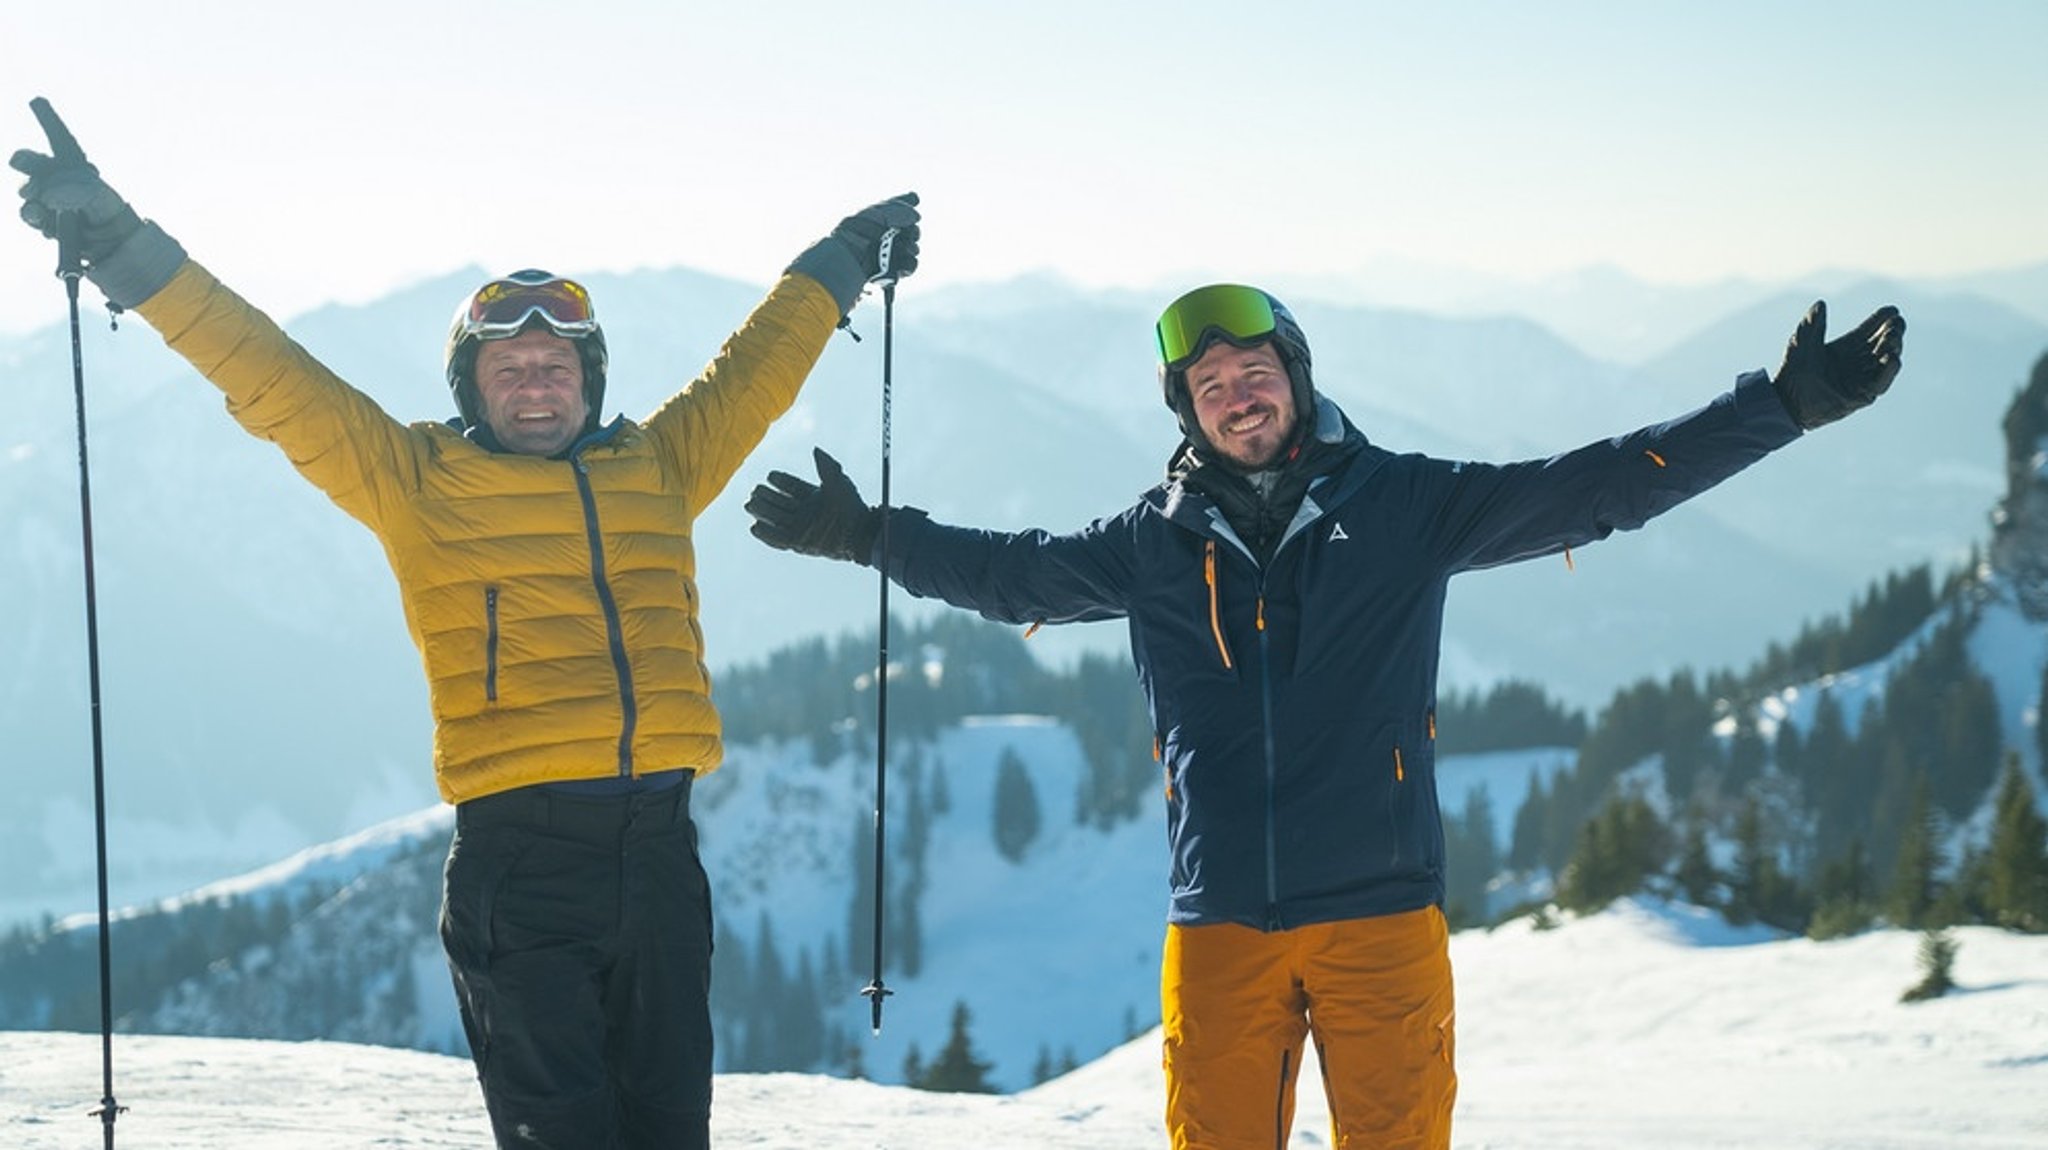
[910,1001,998,1094]
[1900,928,1958,1003]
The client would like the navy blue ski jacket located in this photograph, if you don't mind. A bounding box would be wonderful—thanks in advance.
[875,372,1802,930]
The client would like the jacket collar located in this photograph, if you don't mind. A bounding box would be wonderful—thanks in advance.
[1155,395,1371,539]
[455,414,630,459]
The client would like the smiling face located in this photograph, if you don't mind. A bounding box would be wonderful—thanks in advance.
[1184,339,1298,471]
[473,328,590,456]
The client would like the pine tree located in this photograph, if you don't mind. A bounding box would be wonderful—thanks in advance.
[1507,768,1548,872]
[1886,775,1943,930]
[1557,792,1668,913]
[781,947,826,1071]
[992,747,1042,863]
[898,767,931,977]
[1728,795,1809,932]
[2039,664,2048,767]
[848,813,877,973]
[1808,839,1876,940]
[1725,715,1768,792]
[1674,818,1718,908]
[930,755,953,815]
[1443,784,1500,927]
[1985,753,2048,932]
[1900,928,1958,1002]
[910,1001,998,1093]
[743,912,788,1070]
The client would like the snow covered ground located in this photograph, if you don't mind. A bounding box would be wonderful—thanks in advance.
[5,899,2043,1149]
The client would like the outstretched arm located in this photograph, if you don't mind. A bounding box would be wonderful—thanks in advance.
[12,98,416,529]
[747,448,1135,626]
[1432,299,1907,573]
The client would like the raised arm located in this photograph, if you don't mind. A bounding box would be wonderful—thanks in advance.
[13,98,418,529]
[643,194,920,516]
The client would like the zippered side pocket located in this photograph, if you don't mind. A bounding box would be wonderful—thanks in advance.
[484,586,500,704]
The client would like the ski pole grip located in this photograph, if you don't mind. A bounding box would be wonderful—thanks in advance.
[54,210,84,282]
[870,227,899,287]
[27,98,89,280]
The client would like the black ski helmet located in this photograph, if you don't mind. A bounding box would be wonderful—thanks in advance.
[1155,284,1315,442]
[444,269,609,433]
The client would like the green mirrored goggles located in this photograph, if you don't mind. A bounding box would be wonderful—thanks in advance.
[1155,284,1278,368]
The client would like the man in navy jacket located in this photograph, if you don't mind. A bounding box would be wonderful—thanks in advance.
[746,284,1903,1149]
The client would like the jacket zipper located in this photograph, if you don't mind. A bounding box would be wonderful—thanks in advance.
[1257,583,1280,926]
[484,586,500,703]
[572,457,638,776]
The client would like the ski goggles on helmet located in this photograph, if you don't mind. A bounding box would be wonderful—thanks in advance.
[1155,283,1278,368]
[459,270,598,341]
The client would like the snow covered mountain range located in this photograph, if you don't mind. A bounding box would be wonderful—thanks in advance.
[0,267,2045,1142]
[4,263,2045,928]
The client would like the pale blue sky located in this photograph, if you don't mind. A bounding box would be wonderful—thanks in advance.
[4,1,2044,333]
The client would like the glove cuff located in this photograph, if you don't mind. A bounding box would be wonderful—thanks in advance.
[837,504,874,566]
[88,220,186,309]
[786,237,866,318]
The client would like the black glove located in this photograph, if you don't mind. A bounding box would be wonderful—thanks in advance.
[1770,300,1906,430]
[11,97,183,306]
[746,448,882,564]
[786,192,921,317]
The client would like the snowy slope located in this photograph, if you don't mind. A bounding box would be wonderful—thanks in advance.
[24,719,1571,1092]
[5,900,2044,1149]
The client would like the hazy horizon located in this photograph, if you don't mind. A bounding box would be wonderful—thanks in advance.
[6,2,2046,335]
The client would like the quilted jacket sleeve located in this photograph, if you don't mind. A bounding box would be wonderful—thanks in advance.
[135,261,421,531]
[640,272,842,517]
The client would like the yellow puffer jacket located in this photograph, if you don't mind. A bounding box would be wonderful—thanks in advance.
[137,261,842,803]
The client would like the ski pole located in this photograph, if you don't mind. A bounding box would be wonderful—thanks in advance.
[33,91,128,1150]
[860,227,901,1035]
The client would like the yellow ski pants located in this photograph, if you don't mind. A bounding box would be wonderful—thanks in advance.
[1161,906,1456,1149]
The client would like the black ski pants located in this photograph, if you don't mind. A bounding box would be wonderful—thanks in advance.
[441,776,713,1150]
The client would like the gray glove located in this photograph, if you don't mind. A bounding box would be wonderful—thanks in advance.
[11,97,184,306]
[1770,300,1906,430]
[786,192,921,317]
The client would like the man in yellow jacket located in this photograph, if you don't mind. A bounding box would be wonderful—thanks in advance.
[12,100,918,1150]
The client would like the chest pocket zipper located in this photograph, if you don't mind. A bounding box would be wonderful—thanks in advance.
[1204,540,1234,670]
